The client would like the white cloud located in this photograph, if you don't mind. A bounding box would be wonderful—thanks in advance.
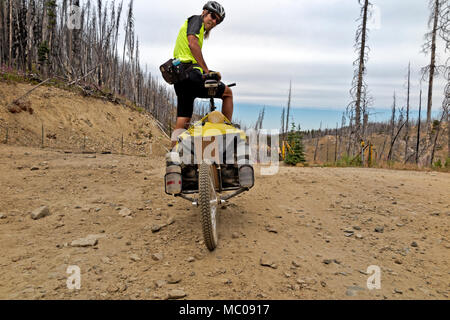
[129,0,447,111]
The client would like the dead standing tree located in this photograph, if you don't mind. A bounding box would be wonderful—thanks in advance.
[278,81,292,145]
[255,106,265,131]
[313,121,322,162]
[9,0,13,65]
[422,0,449,166]
[119,0,135,97]
[285,81,292,141]
[416,88,423,164]
[280,107,285,141]
[388,91,410,162]
[334,122,338,162]
[0,0,177,137]
[430,0,450,166]
[439,0,449,159]
[387,92,397,161]
[254,106,265,162]
[421,0,444,134]
[337,113,346,161]
[345,106,354,156]
[444,65,450,160]
[430,109,447,165]
[404,62,412,163]
[361,87,373,142]
[349,0,372,149]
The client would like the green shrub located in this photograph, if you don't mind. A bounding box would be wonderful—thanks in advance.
[0,71,26,83]
[350,154,362,166]
[336,154,362,167]
[433,159,442,168]
[445,157,450,168]
[336,154,351,167]
[38,42,49,64]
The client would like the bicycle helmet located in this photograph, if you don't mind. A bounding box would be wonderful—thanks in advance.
[203,1,225,23]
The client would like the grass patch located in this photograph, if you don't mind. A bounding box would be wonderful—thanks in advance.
[334,154,362,167]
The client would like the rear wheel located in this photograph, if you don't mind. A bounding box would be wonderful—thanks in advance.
[199,161,218,251]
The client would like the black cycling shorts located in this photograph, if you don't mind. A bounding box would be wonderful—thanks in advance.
[174,68,226,118]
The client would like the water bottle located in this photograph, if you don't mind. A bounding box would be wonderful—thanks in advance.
[165,152,182,195]
[165,151,181,166]
[172,59,181,66]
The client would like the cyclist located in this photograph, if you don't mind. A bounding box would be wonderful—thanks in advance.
[170,1,233,148]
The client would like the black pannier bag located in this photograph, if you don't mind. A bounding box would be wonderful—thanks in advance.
[159,59,193,85]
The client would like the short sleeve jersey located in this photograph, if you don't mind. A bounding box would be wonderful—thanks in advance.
[173,15,205,73]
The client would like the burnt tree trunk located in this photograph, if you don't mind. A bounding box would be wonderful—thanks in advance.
[430,115,444,165]
[286,81,291,140]
[314,121,322,162]
[26,0,34,72]
[404,62,411,163]
[416,89,423,164]
[354,0,370,143]
[0,1,4,64]
[388,92,396,161]
[426,0,440,131]
[335,122,338,162]
[9,0,13,65]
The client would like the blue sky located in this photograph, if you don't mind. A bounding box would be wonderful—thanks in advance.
[127,0,448,129]
[231,103,442,131]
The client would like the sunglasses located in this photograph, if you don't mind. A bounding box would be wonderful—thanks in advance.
[208,11,220,22]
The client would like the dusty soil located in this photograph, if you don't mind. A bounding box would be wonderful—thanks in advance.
[0,143,449,300]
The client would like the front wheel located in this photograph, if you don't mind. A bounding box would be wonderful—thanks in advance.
[199,161,218,251]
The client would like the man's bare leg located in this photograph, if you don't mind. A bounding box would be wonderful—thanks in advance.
[221,86,233,121]
[171,117,191,149]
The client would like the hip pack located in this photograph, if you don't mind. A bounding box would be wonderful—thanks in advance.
[159,59,195,85]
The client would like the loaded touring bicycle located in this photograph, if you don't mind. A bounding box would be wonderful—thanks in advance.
[164,79,255,251]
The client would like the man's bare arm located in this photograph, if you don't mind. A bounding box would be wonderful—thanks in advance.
[188,34,209,74]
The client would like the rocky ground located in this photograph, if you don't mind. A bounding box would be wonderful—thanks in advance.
[0,144,449,300]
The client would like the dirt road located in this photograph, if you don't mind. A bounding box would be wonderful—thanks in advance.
[0,144,449,300]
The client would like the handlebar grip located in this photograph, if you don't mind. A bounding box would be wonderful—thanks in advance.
[227,83,236,87]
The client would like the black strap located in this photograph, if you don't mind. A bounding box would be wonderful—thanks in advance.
[181,62,200,71]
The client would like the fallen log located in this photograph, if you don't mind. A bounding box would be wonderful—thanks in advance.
[6,78,52,109]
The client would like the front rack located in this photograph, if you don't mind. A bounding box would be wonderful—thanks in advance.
[175,187,248,206]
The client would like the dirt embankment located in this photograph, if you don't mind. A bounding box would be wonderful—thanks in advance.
[0,81,168,157]
[0,144,448,300]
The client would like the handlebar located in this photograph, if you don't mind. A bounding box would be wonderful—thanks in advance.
[206,81,236,112]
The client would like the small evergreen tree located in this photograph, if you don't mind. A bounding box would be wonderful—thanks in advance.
[284,123,306,165]
[38,41,49,65]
